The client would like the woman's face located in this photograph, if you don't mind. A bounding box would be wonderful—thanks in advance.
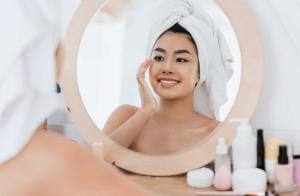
[149,32,199,99]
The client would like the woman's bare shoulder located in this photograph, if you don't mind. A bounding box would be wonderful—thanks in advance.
[194,113,220,129]
[108,104,139,120]
[205,117,220,130]
[114,104,139,114]
[209,119,220,130]
[102,104,139,134]
[187,115,219,141]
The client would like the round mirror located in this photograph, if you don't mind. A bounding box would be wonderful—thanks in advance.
[61,0,263,175]
[77,0,241,156]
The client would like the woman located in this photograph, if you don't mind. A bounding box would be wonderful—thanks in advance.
[104,23,219,154]
[0,1,151,195]
[103,0,233,154]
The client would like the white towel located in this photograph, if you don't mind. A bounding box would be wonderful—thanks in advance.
[0,0,63,165]
[146,0,234,119]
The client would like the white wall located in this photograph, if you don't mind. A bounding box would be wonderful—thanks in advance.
[245,0,300,147]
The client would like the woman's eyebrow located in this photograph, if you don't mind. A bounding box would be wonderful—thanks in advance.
[154,48,191,55]
[174,49,191,55]
[154,47,166,53]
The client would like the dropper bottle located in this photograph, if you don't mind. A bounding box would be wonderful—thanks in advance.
[214,138,231,171]
[213,137,232,190]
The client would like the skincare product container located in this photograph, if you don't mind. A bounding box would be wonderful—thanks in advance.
[187,167,214,188]
[294,154,300,185]
[265,137,281,184]
[256,129,265,170]
[214,138,231,171]
[294,142,300,185]
[213,138,232,190]
[232,168,267,193]
[274,145,294,193]
[231,118,256,171]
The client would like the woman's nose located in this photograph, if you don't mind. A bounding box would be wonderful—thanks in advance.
[161,61,174,74]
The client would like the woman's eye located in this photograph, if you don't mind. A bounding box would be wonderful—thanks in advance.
[176,58,189,63]
[153,56,164,62]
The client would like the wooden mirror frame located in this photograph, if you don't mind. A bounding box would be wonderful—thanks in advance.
[60,0,263,176]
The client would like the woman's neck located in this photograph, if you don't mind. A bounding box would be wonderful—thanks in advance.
[156,94,195,124]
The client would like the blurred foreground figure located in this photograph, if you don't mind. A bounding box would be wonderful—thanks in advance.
[0,1,151,195]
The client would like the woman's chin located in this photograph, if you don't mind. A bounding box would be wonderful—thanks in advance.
[154,85,185,99]
[156,91,179,100]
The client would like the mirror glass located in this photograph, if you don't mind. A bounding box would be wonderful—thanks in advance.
[77,0,241,155]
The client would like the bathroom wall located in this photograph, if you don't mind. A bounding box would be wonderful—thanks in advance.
[245,0,300,147]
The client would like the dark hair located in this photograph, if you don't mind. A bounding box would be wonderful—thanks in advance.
[159,23,198,53]
[165,23,192,36]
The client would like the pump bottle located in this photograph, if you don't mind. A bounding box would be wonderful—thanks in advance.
[231,118,257,171]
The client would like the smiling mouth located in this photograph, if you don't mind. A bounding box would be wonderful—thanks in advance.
[158,79,180,88]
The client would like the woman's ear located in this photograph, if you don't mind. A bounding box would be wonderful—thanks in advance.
[194,73,200,87]
[196,62,200,82]
[194,78,200,87]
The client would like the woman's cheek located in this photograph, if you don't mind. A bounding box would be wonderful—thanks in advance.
[148,66,157,88]
[149,62,156,74]
[149,63,159,79]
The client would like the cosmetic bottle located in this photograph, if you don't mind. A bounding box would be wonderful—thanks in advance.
[294,154,300,185]
[231,118,256,171]
[214,138,231,171]
[265,137,281,184]
[213,138,232,190]
[274,145,294,193]
[293,142,300,185]
[256,129,265,170]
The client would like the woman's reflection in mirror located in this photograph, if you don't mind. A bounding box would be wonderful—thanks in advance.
[103,23,219,155]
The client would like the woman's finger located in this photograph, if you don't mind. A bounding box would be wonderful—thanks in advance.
[137,60,149,76]
[136,59,154,83]
[140,59,154,74]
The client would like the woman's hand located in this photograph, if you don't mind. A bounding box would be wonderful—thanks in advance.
[102,60,158,147]
[136,59,158,116]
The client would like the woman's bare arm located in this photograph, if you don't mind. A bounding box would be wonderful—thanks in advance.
[103,60,157,147]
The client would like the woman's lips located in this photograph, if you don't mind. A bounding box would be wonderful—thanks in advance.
[158,79,180,88]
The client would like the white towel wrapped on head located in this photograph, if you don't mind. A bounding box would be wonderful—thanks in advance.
[0,0,63,165]
[146,0,234,119]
